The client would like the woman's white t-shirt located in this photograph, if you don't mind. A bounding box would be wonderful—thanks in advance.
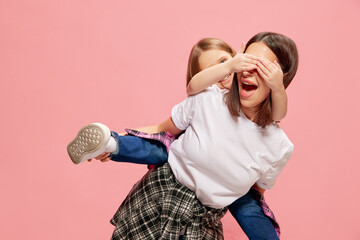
[168,85,294,209]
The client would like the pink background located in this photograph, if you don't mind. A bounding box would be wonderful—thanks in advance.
[1,0,359,239]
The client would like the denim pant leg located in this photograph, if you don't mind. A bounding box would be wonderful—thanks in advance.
[109,131,168,165]
[228,190,279,240]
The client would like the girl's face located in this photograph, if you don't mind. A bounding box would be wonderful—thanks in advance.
[238,42,278,112]
[198,49,234,90]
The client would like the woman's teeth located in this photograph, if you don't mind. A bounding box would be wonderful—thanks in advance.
[241,81,258,92]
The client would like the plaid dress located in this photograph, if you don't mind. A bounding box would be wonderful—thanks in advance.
[110,163,227,240]
[124,129,281,237]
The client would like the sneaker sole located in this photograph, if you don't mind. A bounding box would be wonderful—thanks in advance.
[67,123,111,164]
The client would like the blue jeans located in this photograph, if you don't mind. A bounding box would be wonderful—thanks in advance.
[110,131,278,240]
[109,131,168,165]
[229,190,279,240]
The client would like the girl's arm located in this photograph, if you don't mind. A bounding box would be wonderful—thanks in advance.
[270,86,287,121]
[187,60,233,95]
[256,58,288,121]
[187,46,259,96]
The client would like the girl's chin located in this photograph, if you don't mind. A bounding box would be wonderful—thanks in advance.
[219,79,232,89]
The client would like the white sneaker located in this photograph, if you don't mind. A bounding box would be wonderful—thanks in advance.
[67,123,111,164]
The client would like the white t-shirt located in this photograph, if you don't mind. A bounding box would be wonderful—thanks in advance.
[168,85,294,209]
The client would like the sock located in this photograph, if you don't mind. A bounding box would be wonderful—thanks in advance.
[105,136,118,153]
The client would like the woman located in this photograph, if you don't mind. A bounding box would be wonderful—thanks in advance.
[95,32,298,239]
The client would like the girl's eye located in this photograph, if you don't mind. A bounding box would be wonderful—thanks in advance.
[220,58,228,64]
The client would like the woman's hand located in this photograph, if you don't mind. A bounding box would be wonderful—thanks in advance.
[87,153,111,163]
[228,43,259,73]
[256,57,284,92]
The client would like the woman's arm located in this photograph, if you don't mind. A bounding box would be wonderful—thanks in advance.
[134,117,183,136]
[254,183,266,197]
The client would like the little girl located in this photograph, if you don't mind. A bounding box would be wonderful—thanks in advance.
[68,35,295,239]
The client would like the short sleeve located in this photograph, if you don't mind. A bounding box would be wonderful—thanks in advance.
[171,96,195,130]
[256,146,294,190]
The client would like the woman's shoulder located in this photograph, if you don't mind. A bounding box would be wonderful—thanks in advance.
[261,123,294,148]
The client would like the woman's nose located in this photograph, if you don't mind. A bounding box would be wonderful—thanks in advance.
[243,71,252,77]
[243,70,256,77]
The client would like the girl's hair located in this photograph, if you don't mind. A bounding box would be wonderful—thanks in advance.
[225,32,299,128]
[186,38,236,86]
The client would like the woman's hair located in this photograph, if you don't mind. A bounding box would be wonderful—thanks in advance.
[225,32,299,128]
[186,38,236,86]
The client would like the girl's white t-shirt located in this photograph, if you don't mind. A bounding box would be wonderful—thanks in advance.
[168,85,294,209]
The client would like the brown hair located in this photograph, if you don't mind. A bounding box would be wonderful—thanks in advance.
[186,38,236,86]
[225,32,299,128]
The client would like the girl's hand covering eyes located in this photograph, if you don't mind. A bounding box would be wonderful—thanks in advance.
[228,42,259,73]
[256,58,284,91]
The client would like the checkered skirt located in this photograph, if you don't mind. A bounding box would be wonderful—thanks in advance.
[110,163,227,240]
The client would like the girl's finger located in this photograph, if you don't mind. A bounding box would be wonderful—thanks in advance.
[256,66,269,81]
[256,60,271,77]
[258,57,275,72]
[264,58,280,73]
[242,57,259,65]
[273,60,283,72]
[237,42,246,54]
[243,54,260,61]
[243,64,258,71]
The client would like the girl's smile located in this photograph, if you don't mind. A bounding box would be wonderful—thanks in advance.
[198,49,234,90]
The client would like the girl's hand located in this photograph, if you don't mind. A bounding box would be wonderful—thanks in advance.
[87,152,111,163]
[256,58,284,92]
[228,43,259,73]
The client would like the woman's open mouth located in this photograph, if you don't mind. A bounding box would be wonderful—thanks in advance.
[240,79,258,98]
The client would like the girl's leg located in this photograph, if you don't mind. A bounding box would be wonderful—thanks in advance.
[67,123,112,164]
[228,190,279,240]
[67,123,168,165]
[109,131,168,165]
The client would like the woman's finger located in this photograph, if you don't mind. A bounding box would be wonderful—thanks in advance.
[100,157,111,162]
[95,152,110,160]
